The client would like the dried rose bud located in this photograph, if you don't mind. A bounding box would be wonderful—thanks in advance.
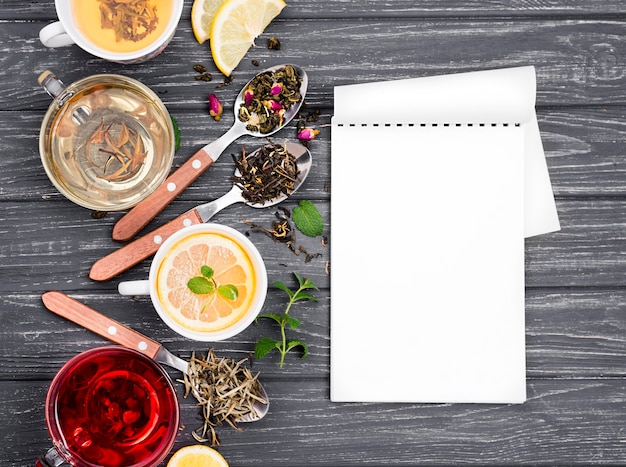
[266,100,283,112]
[244,89,254,106]
[209,94,223,121]
[297,127,320,141]
[270,83,282,96]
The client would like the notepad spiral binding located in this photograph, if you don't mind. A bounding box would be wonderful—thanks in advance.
[335,122,521,127]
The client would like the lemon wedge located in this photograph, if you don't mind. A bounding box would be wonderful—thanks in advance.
[210,0,286,76]
[167,445,229,467]
[191,0,228,43]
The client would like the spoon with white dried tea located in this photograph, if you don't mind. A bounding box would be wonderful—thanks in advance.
[41,291,269,425]
[112,64,308,242]
[90,141,311,282]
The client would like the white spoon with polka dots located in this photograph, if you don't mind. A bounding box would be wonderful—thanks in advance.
[89,142,311,282]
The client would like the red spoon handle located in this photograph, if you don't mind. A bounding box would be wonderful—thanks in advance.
[112,147,213,241]
[41,291,161,359]
[90,209,203,282]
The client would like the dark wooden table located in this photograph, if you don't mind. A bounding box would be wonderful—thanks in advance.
[2,1,626,465]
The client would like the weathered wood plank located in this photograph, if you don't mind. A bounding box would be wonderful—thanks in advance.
[2,20,626,110]
[0,290,330,378]
[8,199,626,288]
[0,111,331,202]
[2,2,625,466]
[2,1,626,20]
[3,108,626,203]
[2,379,625,466]
[1,288,624,380]
[0,199,331,291]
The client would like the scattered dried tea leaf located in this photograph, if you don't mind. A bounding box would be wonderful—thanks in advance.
[91,210,108,219]
[267,36,281,50]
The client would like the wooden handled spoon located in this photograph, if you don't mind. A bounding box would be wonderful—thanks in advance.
[90,142,311,282]
[41,291,269,423]
[111,64,308,242]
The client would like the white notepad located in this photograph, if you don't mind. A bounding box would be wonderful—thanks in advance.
[330,67,559,404]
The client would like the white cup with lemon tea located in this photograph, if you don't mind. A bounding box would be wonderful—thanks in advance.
[39,0,184,63]
[118,224,268,341]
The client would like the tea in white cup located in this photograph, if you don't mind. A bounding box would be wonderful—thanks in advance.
[39,0,184,63]
[119,224,268,341]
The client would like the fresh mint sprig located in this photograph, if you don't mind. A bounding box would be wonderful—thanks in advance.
[255,272,318,368]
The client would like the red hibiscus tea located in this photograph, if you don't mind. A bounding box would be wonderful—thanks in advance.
[45,346,179,467]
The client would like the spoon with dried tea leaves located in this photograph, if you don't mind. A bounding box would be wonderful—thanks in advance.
[112,64,308,242]
[41,291,269,426]
[90,141,311,282]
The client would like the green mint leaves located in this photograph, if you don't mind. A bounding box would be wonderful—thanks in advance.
[292,200,323,237]
[217,284,239,301]
[255,272,318,367]
[187,265,238,301]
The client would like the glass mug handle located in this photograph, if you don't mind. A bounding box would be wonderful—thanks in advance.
[36,447,69,466]
[39,21,75,48]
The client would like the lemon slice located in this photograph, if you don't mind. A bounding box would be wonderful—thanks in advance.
[191,0,227,43]
[210,0,286,76]
[167,445,229,467]
[155,231,255,333]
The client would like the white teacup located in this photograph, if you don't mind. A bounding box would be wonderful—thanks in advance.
[119,224,268,341]
[39,0,184,63]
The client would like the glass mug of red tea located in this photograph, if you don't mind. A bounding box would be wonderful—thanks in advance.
[37,346,179,467]
[39,0,184,64]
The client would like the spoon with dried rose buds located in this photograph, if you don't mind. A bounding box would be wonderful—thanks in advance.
[41,291,269,427]
[112,64,308,242]
[90,141,311,282]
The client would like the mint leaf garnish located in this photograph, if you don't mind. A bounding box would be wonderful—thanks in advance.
[217,284,239,300]
[187,276,214,295]
[187,265,238,308]
[292,200,324,237]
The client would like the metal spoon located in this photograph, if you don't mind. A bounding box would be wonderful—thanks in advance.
[90,142,311,282]
[112,64,308,242]
[41,291,269,423]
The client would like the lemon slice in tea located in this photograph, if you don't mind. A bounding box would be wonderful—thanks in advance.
[156,230,256,333]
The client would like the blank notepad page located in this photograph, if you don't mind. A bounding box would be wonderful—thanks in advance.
[329,67,554,403]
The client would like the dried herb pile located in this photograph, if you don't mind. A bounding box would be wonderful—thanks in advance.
[181,350,267,445]
[232,141,299,205]
[98,0,159,43]
[238,65,303,133]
